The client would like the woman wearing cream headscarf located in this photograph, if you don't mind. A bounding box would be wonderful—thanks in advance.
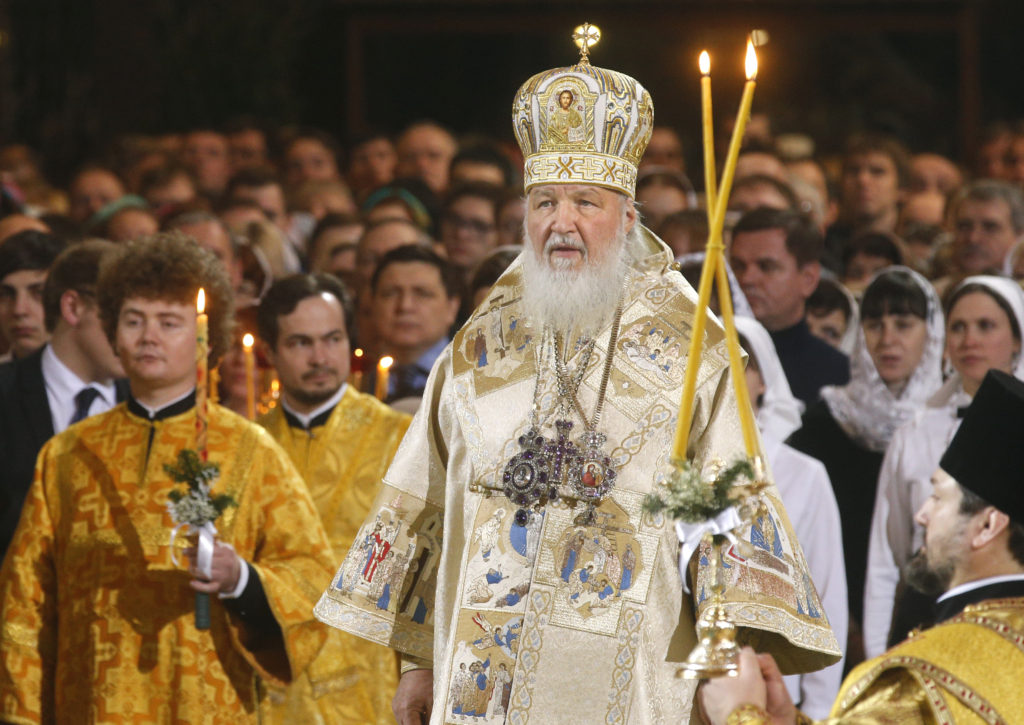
[789,266,945,666]
[863,275,1024,658]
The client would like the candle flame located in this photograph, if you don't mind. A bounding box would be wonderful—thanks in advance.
[196,288,206,314]
[745,40,758,80]
[699,50,710,75]
[271,379,280,394]
[354,348,364,358]
[379,355,394,370]
[242,333,254,350]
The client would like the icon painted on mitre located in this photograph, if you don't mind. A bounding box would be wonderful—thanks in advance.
[545,88,586,146]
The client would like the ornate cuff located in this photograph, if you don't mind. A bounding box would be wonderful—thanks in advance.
[726,703,771,725]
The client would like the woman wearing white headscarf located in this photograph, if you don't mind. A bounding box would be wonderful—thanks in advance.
[863,275,1024,658]
[736,316,847,718]
[788,266,944,666]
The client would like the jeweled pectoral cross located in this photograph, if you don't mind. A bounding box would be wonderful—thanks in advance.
[472,418,619,527]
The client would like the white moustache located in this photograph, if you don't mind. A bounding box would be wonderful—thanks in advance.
[543,234,587,258]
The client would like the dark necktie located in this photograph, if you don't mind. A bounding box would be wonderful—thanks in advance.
[71,387,102,425]
[389,365,421,402]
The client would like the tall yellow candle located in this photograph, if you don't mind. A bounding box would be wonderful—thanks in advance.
[242,333,256,420]
[699,50,717,224]
[673,40,758,461]
[375,356,394,401]
[709,40,757,241]
[672,252,720,460]
[195,289,208,460]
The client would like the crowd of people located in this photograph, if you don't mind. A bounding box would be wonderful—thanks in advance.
[2,62,1024,722]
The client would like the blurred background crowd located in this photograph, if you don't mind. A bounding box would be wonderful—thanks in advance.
[4,1,1024,710]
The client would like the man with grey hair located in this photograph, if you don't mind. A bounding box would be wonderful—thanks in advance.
[315,37,838,725]
[950,179,1024,277]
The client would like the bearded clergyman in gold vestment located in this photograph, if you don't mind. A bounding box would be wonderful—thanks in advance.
[0,233,335,724]
[314,42,840,725]
[256,274,412,723]
[701,370,1024,725]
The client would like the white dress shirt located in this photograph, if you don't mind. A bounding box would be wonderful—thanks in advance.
[41,344,117,434]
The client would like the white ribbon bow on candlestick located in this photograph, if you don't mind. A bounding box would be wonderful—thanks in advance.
[170,521,218,579]
[675,506,744,594]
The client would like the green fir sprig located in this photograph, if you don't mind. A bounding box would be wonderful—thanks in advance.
[643,458,753,523]
[164,449,234,527]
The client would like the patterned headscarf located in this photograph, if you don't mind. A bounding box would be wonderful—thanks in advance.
[820,266,945,452]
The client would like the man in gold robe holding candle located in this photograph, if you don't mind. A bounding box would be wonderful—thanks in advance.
[0,232,335,723]
[256,273,412,723]
[315,36,839,725]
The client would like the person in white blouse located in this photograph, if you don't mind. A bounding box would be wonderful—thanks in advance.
[863,275,1024,657]
[736,315,848,719]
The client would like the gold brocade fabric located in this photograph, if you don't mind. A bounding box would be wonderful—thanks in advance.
[315,229,840,724]
[259,387,411,724]
[0,403,335,724]
[825,596,1024,724]
[724,596,1024,724]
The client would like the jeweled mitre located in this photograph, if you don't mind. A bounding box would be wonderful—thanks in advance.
[512,49,654,198]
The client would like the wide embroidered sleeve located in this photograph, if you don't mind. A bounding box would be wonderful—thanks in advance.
[314,346,457,664]
[686,350,843,676]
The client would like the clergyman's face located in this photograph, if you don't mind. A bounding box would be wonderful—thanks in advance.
[267,293,350,412]
[115,297,197,401]
[525,184,634,274]
[905,469,969,596]
[521,184,635,335]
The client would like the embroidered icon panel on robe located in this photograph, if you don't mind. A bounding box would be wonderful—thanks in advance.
[315,489,442,661]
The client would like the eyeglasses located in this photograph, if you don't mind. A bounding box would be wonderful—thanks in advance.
[443,213,495,236]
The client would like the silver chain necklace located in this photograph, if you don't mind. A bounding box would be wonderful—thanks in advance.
[501,289,626,526]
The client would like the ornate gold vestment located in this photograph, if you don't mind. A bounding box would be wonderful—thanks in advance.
[259,387,411,724]
[0,403,334,724]
[730,596,1024,724]
[818,596,1024,724]
[316,230,839,724]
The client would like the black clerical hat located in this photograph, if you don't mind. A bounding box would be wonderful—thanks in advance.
[940,370,1024,524]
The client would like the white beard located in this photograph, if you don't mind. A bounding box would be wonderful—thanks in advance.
[520,222,633,339]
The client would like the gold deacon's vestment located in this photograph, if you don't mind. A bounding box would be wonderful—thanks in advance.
[0,400,335,724]
[315,230,840,724]
[259,386,411,724]
[730,590,1024,724]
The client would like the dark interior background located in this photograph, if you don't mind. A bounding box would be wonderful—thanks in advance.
[1,0,1021,183]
